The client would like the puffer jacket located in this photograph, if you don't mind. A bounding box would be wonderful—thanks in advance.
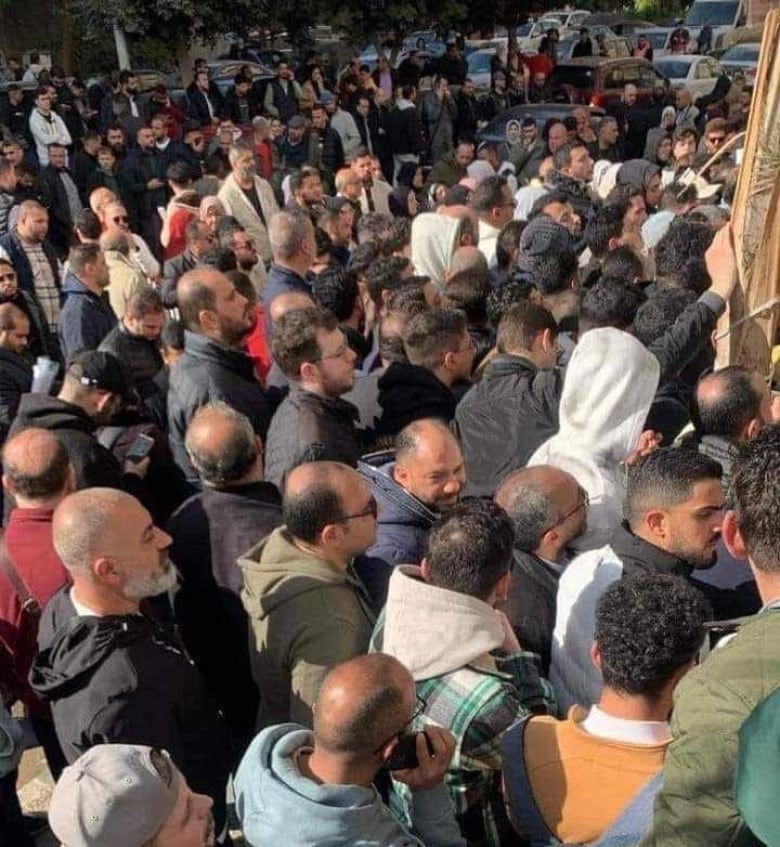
[167,330,271,479]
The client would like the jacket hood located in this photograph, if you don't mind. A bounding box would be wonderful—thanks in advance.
[239,527,358,620]
[235,724,409,847]
[609,522,694,579]
[359,454,437,529]
[13,393,96,436]
[383,566,504,680]
[616,159,661,191]
[411,212,463,288]
[30,587,154,699]
[61,271,97,297]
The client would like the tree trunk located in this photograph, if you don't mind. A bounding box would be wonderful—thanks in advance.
[60,0,75,74]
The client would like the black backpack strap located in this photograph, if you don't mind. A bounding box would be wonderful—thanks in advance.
[501,714,563,846]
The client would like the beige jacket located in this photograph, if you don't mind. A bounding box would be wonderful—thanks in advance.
[218,173,280,263]
[104,250,148,319]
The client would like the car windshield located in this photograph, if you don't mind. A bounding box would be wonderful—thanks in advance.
[645,32,670,48]
[548,65,595,89]
[517,24,533,36]
[468,52,493,73]
[723,44,759,60]
[685,1,739,26]
[545,12,569,23]
[655,60,693,79]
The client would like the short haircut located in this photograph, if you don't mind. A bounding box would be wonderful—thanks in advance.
[161,319,184,351]
[497,477,557,551]
[271,306,339,379]
[403,307,467,371]
[624,448,722,528]
[199,247,237,272]
[166,161,191,185]
[530,249,577,296]
[270,209,314,260]
[2,430,70,498]
[356,213,396,249]
[125,287,164,320]
[364,256,409,304]
[486,281,532,329]
[289,166,321,195]
[691,366,764,439]
[425,499,515,601]
[655,220,715,292]
[442,271,491,325]
[470,175,508,214]
[552,141,586,171]
[528,190,572,221]
[185,218,207,244]
[633,288,696,347]
[226,269,257,306]
[68,243,102,276]
[495,221,526,271]
[74,209,102,240]
[600,246,644,283]
[312,266,359,322]
[497,301,557,353]
[185,402,257,488]
[228,140,254,167]
[595,574,710,697]
[283,465,344,543]
[347,241,379,276]
[579,276,646,334]
[177,272,216,331]
[0,303,27,331]
[394,418,454,464]
[584,203,626,257]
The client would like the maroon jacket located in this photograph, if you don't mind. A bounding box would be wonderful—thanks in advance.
[0,508,70,713]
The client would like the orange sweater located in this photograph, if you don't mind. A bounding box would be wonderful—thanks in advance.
[521,707,668,844]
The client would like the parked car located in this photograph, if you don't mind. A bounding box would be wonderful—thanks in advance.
[206,60,275,96]
[476,102,605,146]
[542,9,593,33]
[632,27,675,57]
[684,0,748,49]
[581,13,655,37]
[653,55,725,97]
[547,57,665,108]
[466,48,496,93]
[517,19,565,52]
[718,41,760,86]
[556,33,630,62]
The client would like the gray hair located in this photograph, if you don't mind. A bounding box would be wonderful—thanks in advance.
[228,140,253,167]
[53,488,129,573]
[501,484,556,551]
[269,209,314,261]
[185,401,258,488]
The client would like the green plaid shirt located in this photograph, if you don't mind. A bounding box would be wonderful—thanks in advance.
[390,652,556,847]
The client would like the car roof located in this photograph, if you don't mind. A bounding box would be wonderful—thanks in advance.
[553,56,651,67]
[654,55,705,64]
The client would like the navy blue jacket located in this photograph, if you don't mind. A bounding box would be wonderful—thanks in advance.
[58,272,117,359]
[0,230,60,301]
[261,264,312,340]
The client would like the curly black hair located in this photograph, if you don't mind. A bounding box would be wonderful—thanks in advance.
[595,573,710,697]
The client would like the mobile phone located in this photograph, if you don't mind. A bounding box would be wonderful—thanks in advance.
[384,731,434,771]
[125,433,155,463]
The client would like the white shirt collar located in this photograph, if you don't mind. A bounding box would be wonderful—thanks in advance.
[582,705,671,745]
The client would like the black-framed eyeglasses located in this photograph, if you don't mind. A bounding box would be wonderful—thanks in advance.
[541,490,589,536]
[318,344,352,361]
[373,693,427,754]
[334,495,378,523]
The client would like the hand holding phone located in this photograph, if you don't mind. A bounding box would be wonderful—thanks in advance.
[390,726,456,792]
[125,433,155,464]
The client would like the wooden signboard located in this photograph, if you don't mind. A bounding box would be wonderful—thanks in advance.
[718,9,780,374]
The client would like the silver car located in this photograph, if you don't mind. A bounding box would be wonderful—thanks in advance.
[718,42,759,87]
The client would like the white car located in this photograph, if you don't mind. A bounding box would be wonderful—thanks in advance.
[653,55,724,98]
[543,9,592,34]
[517,19,564,52]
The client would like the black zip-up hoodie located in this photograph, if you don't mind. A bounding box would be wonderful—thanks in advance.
[30,587,232,830]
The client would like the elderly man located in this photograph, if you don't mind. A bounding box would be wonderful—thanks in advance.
[101,229,148,320]
[218,142,279,265]
[30,488,232,839]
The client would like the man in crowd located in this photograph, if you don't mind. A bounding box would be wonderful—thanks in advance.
[186,69,225,128]
[351,148,392,215]
[0,158,18,237]
[167,267,270,480]
[504,573,709,845]
[235,654,463,846]
[264,61,302,123]
[30,487,233,840]
[119,126,168,257]
[58,242,115,359]
[168,402,282,755]
[35,142,83,258]
[161,218,214,306]
[377,499,553,845]
[240,461,376,729]
[48,744,216,847]
[101,229,148,320]
[472,176,516,267]
[494,465,587,674]
[0,303,32,446]
[264,306,361,488]
[357,418,466,609]
[641,426,780,846]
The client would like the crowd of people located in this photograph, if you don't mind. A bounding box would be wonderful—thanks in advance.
[0,36,778,847]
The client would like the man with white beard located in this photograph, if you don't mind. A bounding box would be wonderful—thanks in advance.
[30,488,234,843]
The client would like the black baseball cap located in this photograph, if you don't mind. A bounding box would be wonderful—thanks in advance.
[67,350,135,401]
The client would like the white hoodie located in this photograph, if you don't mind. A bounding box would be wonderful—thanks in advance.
[528,327,660,552]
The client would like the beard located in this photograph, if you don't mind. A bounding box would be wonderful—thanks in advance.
[123,559,178,600]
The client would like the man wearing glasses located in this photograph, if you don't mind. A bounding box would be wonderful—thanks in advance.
[240,461,377,731]
[235,653,465,846]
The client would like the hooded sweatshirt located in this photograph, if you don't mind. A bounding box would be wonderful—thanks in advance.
[234,723,465,847]
[528,328,660,551]
[411,213,463,289]
[239,527,375,729]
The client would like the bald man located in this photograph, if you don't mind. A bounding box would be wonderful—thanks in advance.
[495,465,588,673]
[168,402,282,749]
[30,488,233,839]
[0,303,32,446]
[446,244,489,282]
[235,654,463,846]
[358,418,465,610]
[0,428,72,779]
[167,266,270,479]
[240,461,376,730]
[91,191,161,281]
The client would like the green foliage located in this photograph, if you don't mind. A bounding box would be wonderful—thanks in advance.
[634,0,662,17]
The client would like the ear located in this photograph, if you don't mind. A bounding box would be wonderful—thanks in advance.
[393,463,410,489]
[539,328,555,353]
[493,570,511,605]
[743,417,761,441]
[722,510,748,561]
[319,522,343,547]
[2,474,16,497]
[299,361,319,383]
[93,556,122,586]
[607,236,622,252]
[198,308,218,332]
[590,641,602,671]
[644,508,667,540]
[419,557,431,582]
[94,391,115,414]
[442,350,456,372]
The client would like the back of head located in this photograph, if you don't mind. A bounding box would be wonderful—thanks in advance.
[69,242,104,275]
[282,461,348,543]
[600,246,644,284]
[312,265,359,322]
[691,366,764,440]
[654,219,714,293]
[625,447,722,530]
[442,271,490,325]
[403,307,466,371]
[633,287,696,347]
[185,402,258,488]
[497,301,556,354]
[470,175,507,215]
[448,245,489,278]
[270,209,314,261]
[730,425,780,573]
[313,654,410,756]
[584,203,625,258]
[494,466,561,551]
[495,220,525,272]
[425,499,514,601]
[579,276,646,335]
[271,306,338,380]
[177,267,220,332]
[364,256,409,305]
[529,248,577,298]
[595,573,710,697]
[2,428,70,501]
[486,281,532,329]
[99,229,128,255]
[75,209,102,241]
